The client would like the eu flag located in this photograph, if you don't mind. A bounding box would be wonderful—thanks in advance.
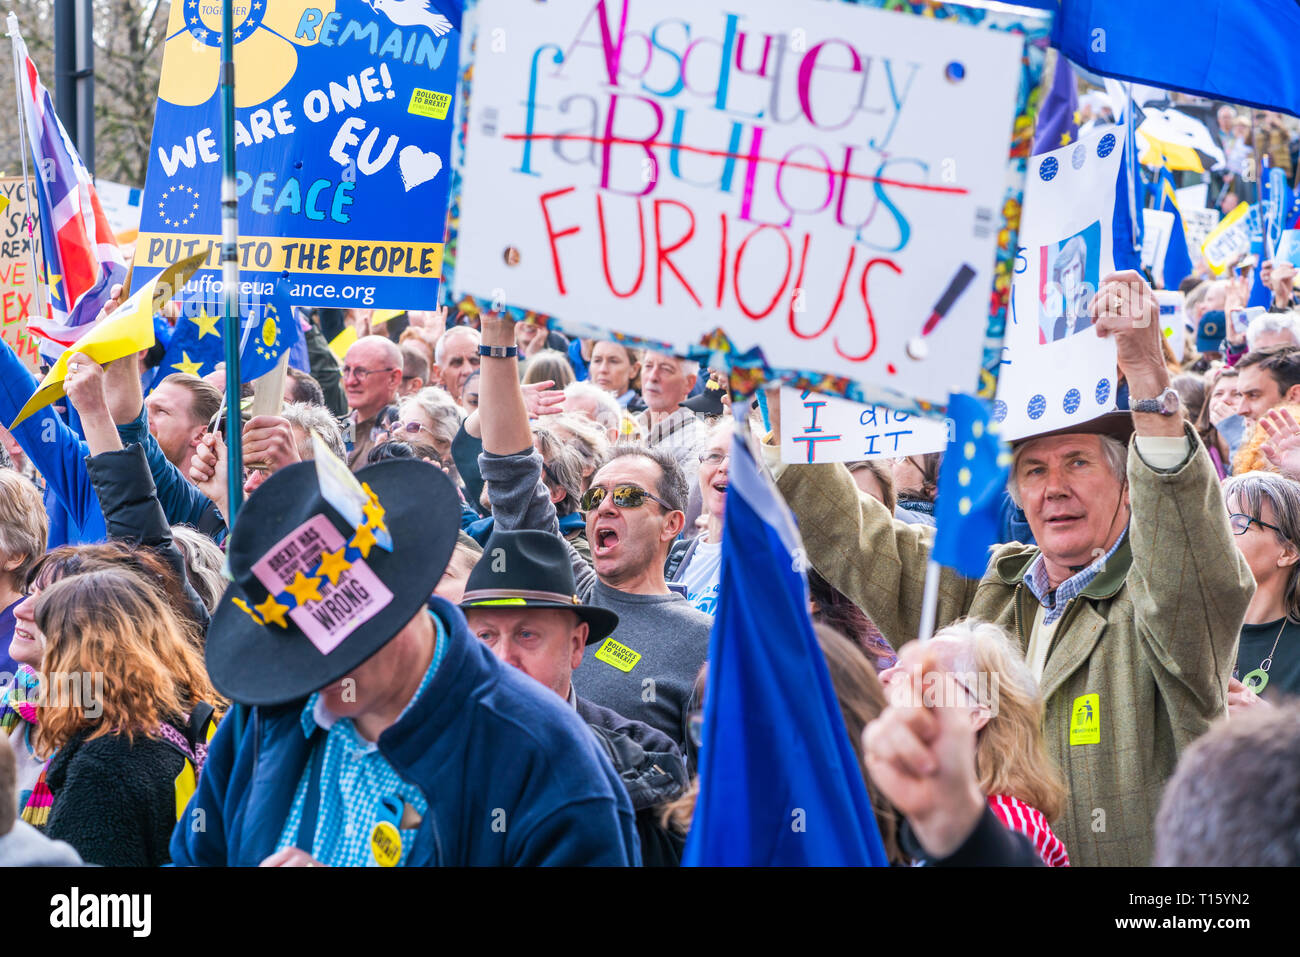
[1053,0,1300,115]
[153,277,300,389]
[1155,168,1193,291]
[931,394,1012,579]
[682,425,889,866]
[1032,56,1079,155]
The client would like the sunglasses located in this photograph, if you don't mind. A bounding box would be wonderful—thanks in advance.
[580,484,676,513]
[1229,512,1284,536]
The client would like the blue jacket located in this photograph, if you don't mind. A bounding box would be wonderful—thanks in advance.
[0,339,225,546]
[171,596,640,866]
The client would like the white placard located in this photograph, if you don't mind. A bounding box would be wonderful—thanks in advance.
[1181,206,1221,255]
[1175,183,1208,213]
[778,387,948,464]
[993,126,1121,441]
[1155,290,1185,361]
[1141,208,1174,273]
[454,0,1028,405]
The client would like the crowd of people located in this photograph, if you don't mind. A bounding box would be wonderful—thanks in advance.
[1,232,1299,867]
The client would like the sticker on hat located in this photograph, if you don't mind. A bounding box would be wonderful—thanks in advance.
[247,514,394,655]
[313,434,394,552]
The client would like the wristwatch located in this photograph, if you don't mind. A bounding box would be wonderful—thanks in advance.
[478,344,518,358]
[1130,386,1180,416]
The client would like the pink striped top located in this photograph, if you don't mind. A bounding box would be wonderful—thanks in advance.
[988,794,1070,867]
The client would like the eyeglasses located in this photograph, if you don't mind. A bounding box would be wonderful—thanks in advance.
[1229,512,1284,536]
[342,365,396,381]
[396,420,439,442]
[699,451,730,466]
[580,484,676,513]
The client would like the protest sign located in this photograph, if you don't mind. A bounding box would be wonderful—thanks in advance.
[447,0,1050,412]
[132,1,461,310]
[1141,208,1173,274]
[1278,230,1300,268]
[95,179,143,238]
[1202,202,1252,275]
[0,177,43,375]
[1175,183,1208,213]
[1155,290,1185,362]
[1181,205,1220,255]
[993,126,1122,441]
[778,386,947,464]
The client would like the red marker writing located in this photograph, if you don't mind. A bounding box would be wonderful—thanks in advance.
[907,263,977,360]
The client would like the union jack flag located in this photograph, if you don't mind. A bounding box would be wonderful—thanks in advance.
[12,25,126,360]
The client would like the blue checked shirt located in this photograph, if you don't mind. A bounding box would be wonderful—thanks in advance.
[276,612,447,866]
[1023,529,1128,626]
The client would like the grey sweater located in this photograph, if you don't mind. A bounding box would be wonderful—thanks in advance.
[0,820,84,866]
[480,449,711,743]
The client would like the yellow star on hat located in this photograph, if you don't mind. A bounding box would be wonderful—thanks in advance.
[317,547,352,586]
[350,522,378,559]
[283,570,323,605]
[254,593,290,629]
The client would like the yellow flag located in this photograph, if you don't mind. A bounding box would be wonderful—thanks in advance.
[329,326,358,362]
[370,309,404,326]
[9,250,208,429]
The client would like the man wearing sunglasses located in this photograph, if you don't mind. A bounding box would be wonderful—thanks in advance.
[473,315,712,746]
[342,336,403,471]
[766,271,1253,868]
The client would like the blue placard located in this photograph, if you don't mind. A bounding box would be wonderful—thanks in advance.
[131,0,461,309]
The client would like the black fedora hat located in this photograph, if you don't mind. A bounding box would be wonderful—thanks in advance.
[459,529,618,644]
[680,375,726,417]
[206,458,462,706]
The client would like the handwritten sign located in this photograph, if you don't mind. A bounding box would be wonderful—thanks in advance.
[1202,202,1252,275]
[449,0,1048,410]
[1180,206,1220,258]
[779,387,947,464]
[0,177,43,375]
[132,0,461,309]
[994,126,1122,441]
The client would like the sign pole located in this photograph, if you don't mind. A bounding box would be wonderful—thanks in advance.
[220,0,244,521]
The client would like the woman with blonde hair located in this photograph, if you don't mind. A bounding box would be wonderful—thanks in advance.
[32,568,221,866]
[878,619,1070,866]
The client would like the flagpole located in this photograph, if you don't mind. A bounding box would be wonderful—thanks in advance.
[6,18,50,327]
[916,559,941,643]
[219,0,244,520]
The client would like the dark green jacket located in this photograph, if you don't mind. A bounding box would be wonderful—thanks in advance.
[771,423,1253,866]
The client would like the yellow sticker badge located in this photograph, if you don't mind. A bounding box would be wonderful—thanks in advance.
[409,88,453,120]
[1070,693,1101,746]
[370,820,402,867]
[595,638,641,673]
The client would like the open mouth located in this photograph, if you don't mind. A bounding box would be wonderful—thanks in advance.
[711,480,729,494]
[593,526,621,556]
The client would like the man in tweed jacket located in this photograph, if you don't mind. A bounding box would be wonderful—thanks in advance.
[766,271,1253,866]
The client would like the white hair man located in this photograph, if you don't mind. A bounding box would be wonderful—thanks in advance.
[435,326,481,405]
[635,351,704,483]
[1246,310,1300,352]
[562,381,622,443]
[767,270,1253,867]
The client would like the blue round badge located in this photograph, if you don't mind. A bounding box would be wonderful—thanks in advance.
[1095,378,1112,405]
[1028,394,1047,420]
[1039,157,1058,182]
[945,61,966,83]
[992,399,1008,423]
[1097,134,1116,158]
[1063,388,1081,414]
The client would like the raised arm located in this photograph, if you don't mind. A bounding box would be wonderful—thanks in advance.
[1094,272,1253,716]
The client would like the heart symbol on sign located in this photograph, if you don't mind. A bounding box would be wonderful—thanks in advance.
[398,145,443,191]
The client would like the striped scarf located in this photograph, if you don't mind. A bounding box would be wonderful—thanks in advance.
[0,666,53,826]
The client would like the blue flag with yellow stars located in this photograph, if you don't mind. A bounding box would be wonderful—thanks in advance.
[931,394,1012,579]
[152,276,299,389]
